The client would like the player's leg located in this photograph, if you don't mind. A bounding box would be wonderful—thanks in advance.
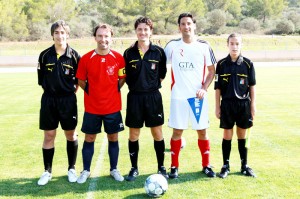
[104,112,124,182]
[236,100,256,177]
[218,129,233,178]
[38,130,56,185]
[77,112,101,184]
[169,129,183,178]
[145,91,167,178]
[197,129,216,178]
[168,99,189,178]
[126,128,140,181]
[125,92,144,181]
[64,130,78,182]
[218,99,235,178]
[38,94,58,185]
[151,126,168,178]
[59,93,79,182]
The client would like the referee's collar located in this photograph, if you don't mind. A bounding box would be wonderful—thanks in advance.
[226,54,243,65]
[133,41,156,51]
[50,44,73,58]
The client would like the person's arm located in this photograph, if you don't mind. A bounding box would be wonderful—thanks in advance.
[215,88,221,119]
[78,79,86,90]
[119,78,126,88]
[196,64,215,99]
[250,85,256,120]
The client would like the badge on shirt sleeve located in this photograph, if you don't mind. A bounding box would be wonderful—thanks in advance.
[151,63,156,70]
[240,78,245,84]
[65,69,70,75]
[215,74,218,82]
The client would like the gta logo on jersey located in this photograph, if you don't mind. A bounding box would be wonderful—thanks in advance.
[178,62,195,71]
[107,64,116,75]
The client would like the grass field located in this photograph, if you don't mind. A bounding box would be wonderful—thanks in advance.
[0,64,300,199]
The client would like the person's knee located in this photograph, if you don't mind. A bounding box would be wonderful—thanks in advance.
[107,133,118,142]
[85,134,97,142]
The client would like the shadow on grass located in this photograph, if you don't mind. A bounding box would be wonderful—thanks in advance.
[0,171,219,197]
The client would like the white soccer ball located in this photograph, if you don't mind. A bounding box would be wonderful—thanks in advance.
[144,174,168,198]
[181,137,186,149]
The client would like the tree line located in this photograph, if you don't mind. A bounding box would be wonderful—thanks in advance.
[0,0,299,41]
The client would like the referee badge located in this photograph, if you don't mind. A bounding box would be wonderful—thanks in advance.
[214,74,218,82]
[65,69,70,75]
[151,63,156,70]
[240,78,245,84]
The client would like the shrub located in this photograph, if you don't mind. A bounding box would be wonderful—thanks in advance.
[239,17,260,33]
[276,20,295,34]
[206,9,226,34]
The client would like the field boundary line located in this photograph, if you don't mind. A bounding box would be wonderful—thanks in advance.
[86,136,108,199]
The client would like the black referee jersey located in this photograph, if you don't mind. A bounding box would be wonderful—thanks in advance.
[37,44,80,96]
[123,41,167,93]
[214,55,256,100]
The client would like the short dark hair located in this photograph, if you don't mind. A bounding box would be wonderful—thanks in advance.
[178,13,196,24]
[227,33,242,44]
[93,23,114,37]
[134,17,153,30]
[51,20,70,36]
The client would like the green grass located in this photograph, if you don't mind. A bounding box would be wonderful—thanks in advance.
[0,64,300,198]
[1,35,300,56]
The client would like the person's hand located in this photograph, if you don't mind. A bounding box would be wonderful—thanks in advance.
[196,88,206,99]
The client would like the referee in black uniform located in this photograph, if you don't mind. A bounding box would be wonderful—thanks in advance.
[37,20,81,185]
[214,33,256,179]
[123,17,168,181]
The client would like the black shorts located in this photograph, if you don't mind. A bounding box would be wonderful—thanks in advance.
[81,111,124,134]
[220,99,253,129]
[125,90,164,128]
[39,93,77,130]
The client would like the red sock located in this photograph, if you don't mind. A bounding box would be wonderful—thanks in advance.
[170,139,181,168]
[198,139,210,167]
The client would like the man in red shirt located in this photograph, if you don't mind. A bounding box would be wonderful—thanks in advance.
[76,23,126,184]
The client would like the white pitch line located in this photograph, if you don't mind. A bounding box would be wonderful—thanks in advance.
[86,136,108,199]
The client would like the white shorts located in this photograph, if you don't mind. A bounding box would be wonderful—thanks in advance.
[168,97,209,130]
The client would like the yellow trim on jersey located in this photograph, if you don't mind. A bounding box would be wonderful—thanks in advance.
[237,74,247,77]
[46,63,55,66]
[243,60,251,68]
[148,60,159,63]
[220,74,231,76]
[63,64,73,69]
[129,59,139,63]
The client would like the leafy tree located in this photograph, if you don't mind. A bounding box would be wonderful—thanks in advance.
[243,0,288,23]
[227,0,242,18]
[0,0,28,41]
[205,0,230,11]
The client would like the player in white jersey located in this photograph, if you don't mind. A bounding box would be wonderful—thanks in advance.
[164,13,216,178]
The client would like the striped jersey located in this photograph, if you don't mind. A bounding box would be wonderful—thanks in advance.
[164,38,216,99]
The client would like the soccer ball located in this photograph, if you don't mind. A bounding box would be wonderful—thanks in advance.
[181,137,186,149]
[144,174,168,197]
